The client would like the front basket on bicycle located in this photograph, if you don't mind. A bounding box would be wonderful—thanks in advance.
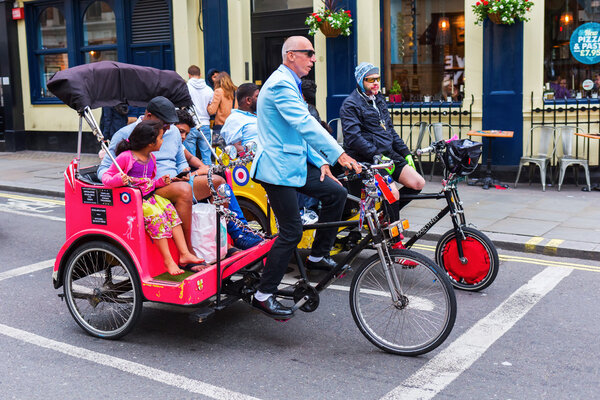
[443,139,483,176]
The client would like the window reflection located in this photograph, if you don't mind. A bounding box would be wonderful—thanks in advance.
[388,0,465,102]
[39,53,68,97]
[39,7,67,49]
[84,49,117,64]
[83,1,116,46]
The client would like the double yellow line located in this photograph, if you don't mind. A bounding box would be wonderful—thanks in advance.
[411,242,600,273]
[2,191,598,273]
[0,192,64,205]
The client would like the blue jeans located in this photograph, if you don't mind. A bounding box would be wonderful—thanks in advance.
[183,125,212,166]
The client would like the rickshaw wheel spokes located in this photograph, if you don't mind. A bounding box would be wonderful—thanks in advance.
[63,241,142,339]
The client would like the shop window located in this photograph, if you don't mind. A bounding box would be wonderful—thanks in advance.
[26,0,174,104]
[36,6,69,99]
[544,0,600,101]
[386,0,465,103]
[83,1,117,63]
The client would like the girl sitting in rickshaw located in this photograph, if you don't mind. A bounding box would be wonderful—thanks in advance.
[101,120,205,275]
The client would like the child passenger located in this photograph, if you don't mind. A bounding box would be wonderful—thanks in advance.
[101,120,205,275]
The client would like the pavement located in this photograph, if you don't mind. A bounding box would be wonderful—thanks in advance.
[1,150,599,261]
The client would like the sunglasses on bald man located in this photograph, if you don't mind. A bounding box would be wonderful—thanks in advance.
[287,49,316,57]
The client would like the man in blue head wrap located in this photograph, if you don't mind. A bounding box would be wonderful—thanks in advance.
[340,62,425,248]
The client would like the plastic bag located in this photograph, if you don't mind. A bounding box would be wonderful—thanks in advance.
[190,203,227,264]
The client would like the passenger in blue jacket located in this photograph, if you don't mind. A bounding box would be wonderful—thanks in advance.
[340,62,425,247]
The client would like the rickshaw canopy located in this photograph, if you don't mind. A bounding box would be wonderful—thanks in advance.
[46,61,192,112]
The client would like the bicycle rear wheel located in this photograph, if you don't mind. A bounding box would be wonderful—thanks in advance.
[435,227,499,291]
[63,241,142,339]
[349,249,456,356]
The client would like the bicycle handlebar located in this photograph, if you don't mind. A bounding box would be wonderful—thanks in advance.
[416,135,460,156]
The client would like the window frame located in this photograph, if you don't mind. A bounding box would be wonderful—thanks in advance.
[80,0,119,64]
[26,1,73,104]
[25,0,126,105]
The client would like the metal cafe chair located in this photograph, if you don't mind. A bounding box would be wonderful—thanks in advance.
[409,121,430,176]
[328,118,344,146]
[514,126,557,191]
[555,125,591,192]
[428,122,455,181]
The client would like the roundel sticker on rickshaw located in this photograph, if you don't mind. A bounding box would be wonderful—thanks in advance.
[232,165,250,186]
[120,192,132,204]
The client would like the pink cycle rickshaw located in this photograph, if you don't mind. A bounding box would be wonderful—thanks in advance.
[49,62,456,356]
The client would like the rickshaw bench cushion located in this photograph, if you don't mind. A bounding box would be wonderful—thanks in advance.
[78,165,102,185]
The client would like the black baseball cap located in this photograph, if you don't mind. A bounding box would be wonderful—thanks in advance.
[146,96,178,124]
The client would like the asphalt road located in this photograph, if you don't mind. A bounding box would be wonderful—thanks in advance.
[0,190,599,400]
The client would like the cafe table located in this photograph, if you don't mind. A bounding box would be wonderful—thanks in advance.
[575,132,600,191]
[467,130,514,190]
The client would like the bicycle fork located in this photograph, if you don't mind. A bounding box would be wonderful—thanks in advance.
[366,211,405,304]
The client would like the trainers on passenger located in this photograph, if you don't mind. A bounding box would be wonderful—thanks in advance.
[233,229,264,250]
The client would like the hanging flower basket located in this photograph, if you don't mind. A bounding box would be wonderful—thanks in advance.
[319,20,342,37]
[305,0,353,37]
[488,12,503,24]
[472,0,534,26]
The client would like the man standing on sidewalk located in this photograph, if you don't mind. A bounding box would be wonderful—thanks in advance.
[186,65,213,165]
[249,36,361,319]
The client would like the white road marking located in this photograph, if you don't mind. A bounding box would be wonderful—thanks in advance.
[0,323,262,400]
[0,259,54,282]
[381,266,572,400]
[0,204,65,221]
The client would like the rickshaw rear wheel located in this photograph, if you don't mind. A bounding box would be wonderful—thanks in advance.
[238,198,269,233]
[63,241,143,340]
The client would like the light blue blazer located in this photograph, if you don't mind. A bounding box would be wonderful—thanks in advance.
[250,65,344,187]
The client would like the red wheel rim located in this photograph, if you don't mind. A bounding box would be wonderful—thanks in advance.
[442,236,490,284]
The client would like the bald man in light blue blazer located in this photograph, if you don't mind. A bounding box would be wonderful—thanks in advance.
[249,36,361,319]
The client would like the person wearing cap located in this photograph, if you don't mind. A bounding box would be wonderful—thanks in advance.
[249,36,361,319]
[97,96,227,257]
[340,62,425,247]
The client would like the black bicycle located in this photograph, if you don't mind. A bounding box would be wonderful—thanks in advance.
[267,161,457,356]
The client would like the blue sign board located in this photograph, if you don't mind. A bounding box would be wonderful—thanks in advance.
[570,22,600,65]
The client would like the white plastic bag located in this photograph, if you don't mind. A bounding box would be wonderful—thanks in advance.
[190,203,227,264]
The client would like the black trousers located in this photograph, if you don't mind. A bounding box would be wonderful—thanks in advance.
[258,164,347,294]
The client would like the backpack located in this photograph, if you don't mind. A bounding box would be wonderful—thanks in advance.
[443,139,483,176]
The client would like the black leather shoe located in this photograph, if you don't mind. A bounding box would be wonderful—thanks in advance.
[305,256,338,271]
[251,296,294,319]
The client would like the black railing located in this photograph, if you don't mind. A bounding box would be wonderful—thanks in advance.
[530,92,600,166]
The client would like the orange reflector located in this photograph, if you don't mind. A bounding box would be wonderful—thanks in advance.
[390,225,399,237]
[401,219,410,230]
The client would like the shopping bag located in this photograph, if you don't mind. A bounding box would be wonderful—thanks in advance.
[190,203,227,264]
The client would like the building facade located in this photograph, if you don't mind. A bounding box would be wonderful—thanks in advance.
[0,0,598,168]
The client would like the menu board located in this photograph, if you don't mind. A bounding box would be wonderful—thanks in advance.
[570,22,600,65]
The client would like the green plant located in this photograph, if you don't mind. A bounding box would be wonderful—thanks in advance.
[472,0,534,25]
[305,0,353,37]
[389,80,402,95]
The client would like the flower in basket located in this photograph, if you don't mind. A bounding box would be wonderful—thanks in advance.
[472,0,534,26]
[305,0,353,37]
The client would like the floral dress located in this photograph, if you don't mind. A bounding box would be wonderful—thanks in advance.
[128,157,181,240]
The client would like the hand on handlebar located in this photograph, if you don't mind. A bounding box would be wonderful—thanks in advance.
[337,152,362,174]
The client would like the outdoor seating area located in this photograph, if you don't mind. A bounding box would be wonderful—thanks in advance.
[383,100,600,192]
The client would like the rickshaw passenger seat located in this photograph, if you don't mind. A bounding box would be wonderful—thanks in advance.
[78,165,103,185]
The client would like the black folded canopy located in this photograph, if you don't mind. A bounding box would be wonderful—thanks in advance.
[46,61,192,112]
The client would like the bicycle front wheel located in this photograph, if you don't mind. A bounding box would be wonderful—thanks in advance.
[349,249,456,356]
[435,227,499,291]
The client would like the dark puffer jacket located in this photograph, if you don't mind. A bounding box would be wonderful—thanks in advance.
[339,89,410,163]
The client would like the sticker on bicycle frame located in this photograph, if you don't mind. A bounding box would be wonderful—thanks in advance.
[120,192,131,204]
[233,165,250,186]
